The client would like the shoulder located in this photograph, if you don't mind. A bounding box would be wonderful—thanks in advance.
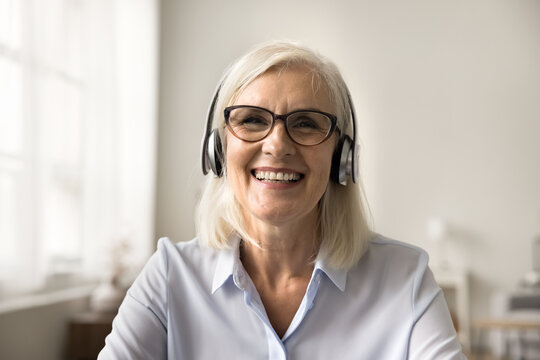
[156,236,203,253]
[367,233,429,266]
[351,233,432,291]
[156,236,212,257]
[369,233,427,253]
[130,237,214,288]
[154,236,222,274]
[357,234,441,311]
[128,237,223,303]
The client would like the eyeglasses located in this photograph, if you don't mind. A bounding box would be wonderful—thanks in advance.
[224,105,338,146]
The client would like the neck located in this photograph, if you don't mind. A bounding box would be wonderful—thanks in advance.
[240,212,319,287]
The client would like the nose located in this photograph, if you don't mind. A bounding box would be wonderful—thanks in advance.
[261,120,296,158]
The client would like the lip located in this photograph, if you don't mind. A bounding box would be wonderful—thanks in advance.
[250,166,304,189]
[252,166,303,175]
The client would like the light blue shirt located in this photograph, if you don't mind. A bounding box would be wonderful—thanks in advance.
[98,234,465,359]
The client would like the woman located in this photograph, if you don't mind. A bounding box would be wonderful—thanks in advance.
[99,41,465,359]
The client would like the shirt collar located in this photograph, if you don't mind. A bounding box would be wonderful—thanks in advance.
[211,235,241,294]
[211,235,348,293]
[314,258,348,292]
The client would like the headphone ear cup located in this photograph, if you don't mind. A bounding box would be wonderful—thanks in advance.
[330,137,344,184]
[331,135,353,186]
[207,129,224,177]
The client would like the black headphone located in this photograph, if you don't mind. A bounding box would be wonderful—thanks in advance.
[201,78,359,186]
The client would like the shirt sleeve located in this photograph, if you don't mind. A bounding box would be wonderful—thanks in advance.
[97,238,169,360]
[408,255,466,359]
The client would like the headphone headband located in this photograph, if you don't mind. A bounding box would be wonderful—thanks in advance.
[201,76,360,185]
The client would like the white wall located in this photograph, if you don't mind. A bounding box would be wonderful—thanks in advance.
[156,0,540,320]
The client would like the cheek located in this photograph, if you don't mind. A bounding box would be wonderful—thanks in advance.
[224,133,239,171]
[304,151,333,195]
[313,147,336,190]
[314,146,335,174]
[225,134,252,180]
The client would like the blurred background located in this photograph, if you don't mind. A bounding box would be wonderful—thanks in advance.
[1,0,539,359]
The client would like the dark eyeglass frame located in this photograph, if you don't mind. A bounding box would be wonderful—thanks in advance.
[224,105,339,146]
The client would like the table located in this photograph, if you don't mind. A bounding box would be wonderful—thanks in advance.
[473,317,540,359]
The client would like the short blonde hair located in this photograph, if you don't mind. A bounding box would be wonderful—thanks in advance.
[196,40,372,269]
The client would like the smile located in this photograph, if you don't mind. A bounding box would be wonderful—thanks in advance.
[252,170,302,183]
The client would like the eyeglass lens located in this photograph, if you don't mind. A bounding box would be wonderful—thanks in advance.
[226,106,333,145]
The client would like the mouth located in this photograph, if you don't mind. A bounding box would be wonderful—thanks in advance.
[251,169,304,183]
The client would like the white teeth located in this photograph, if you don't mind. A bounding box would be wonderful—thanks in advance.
[254,171,300,182]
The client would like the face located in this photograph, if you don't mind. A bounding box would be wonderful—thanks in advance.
[225,65,337,230]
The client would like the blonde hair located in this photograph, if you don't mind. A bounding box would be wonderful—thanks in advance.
[196,40,372,269]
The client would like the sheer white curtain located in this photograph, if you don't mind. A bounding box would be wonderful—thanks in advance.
[0,0,158,296]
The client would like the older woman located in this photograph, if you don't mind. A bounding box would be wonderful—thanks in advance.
[99,41,465,359]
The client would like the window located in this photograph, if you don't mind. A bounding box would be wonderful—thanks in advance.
[0,0,158,297]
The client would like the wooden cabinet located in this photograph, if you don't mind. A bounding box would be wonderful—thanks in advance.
[67,312,115,360]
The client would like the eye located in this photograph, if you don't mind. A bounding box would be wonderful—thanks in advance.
[295,118,320,129]
[239,115,268,126]
[228,107,272,130]
[290,115,323,130]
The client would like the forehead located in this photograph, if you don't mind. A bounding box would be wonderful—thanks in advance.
[233,65,334,112]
